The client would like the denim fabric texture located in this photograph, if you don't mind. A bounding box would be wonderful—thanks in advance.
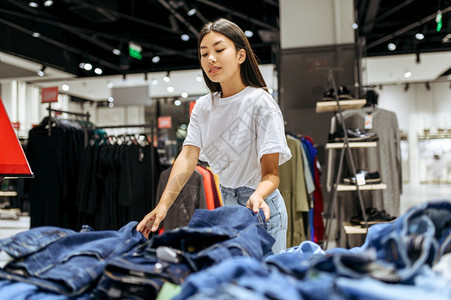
[93,206,274,299]
[0,221,146,296]
[0,279,90,300]
[185,283,267,300]
[92,244,192,299]
[173,256,304,300]
[360,200,451,282]
[220,185,288,253]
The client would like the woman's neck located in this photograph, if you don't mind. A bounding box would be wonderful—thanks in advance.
[220,80,247,98]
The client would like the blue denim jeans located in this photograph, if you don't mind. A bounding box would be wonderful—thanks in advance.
[93,244,192,299]
[0,221,146,296]
[360,200,451,282]
[220,186,288,253]
[93,206,274,299]
[173,256,304,300]
[152,206,275,267]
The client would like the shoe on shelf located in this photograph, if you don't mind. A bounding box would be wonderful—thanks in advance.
[328,128,378,143]
[322,88,336,101]
[343,170,382,185]
[350,207,397,225]
[337,85,355,100]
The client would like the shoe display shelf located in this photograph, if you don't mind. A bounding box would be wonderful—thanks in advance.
[318,69,389,249]
[315,99,366,113]
[336,183,387,191]
[325,141,377,149]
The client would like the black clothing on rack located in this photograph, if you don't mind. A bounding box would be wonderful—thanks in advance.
[27,117,86,229]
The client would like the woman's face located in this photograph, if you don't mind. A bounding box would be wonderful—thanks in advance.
[199,31,245,86]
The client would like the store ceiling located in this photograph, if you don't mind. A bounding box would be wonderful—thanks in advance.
[0,0,450,79]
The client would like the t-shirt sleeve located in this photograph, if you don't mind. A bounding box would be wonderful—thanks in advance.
[256,110,292,166]
[183,101,202,149]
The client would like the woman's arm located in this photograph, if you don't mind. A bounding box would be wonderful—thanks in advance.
[137,145,200,237]
[246,153,280,221]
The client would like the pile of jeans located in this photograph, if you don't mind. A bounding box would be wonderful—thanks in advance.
[0,201,449,299]
[0,221,146,298]
[92,206,274,299]
[175,200,451,300]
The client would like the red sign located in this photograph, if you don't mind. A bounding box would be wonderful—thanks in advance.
[12,122,20,130]
[0,98,33,177]
[41,87,59,103]
[158,116,172,129]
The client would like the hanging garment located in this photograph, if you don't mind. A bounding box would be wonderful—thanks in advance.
[302,136,325,244]
[27,118,85,230]
[156,166,207,231]
[279,135,309,247]
[331,107,402,218]
[195,165,217,210]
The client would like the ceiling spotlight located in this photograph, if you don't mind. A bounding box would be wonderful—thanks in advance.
[415,33,424,40]
[37,66,46,76]
[83,63,93,71]
[152,56,160,63]
[28,2,38,8]
[174,99,182,106]
[404,71,412,78]
[181,34,190,41]
[94,67,103,75]
[112,49,121,55]
[43,0,53,7]
[187,8,196,16]
[352,23,359,30]
[268,88,274,94]
[196,75,202,82]
[167,86,174,93]
[79,62,85,69]
[108,97,114,103]
[387,43,396,51]
[107,82,114,88]
[109,102,114,108]
[32,32,40,38]
[152,79,158,85]
[244,30,253,38]
[61,84,70,91]
[181,92,188,98]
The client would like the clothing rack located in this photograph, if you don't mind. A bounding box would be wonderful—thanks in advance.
[96,122,157,205]
[46,103,91,146]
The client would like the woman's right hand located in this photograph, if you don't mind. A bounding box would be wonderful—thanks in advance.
[136,204,169,239]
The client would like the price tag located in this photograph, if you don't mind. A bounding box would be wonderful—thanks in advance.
[355,173,366,186]
[364,113,373,129]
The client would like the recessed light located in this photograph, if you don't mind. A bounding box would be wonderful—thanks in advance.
[415,33,424,40]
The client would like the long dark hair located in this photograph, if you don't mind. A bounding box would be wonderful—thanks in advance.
[198,18,268,93]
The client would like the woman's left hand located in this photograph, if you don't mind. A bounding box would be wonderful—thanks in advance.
[246,194,270,221]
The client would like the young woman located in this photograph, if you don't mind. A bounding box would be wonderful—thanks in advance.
[137,18,291,253]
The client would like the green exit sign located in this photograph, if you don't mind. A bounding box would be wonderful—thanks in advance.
[129,41,142,60]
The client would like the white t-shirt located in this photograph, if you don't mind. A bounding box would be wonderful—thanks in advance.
[183,86,292,188]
